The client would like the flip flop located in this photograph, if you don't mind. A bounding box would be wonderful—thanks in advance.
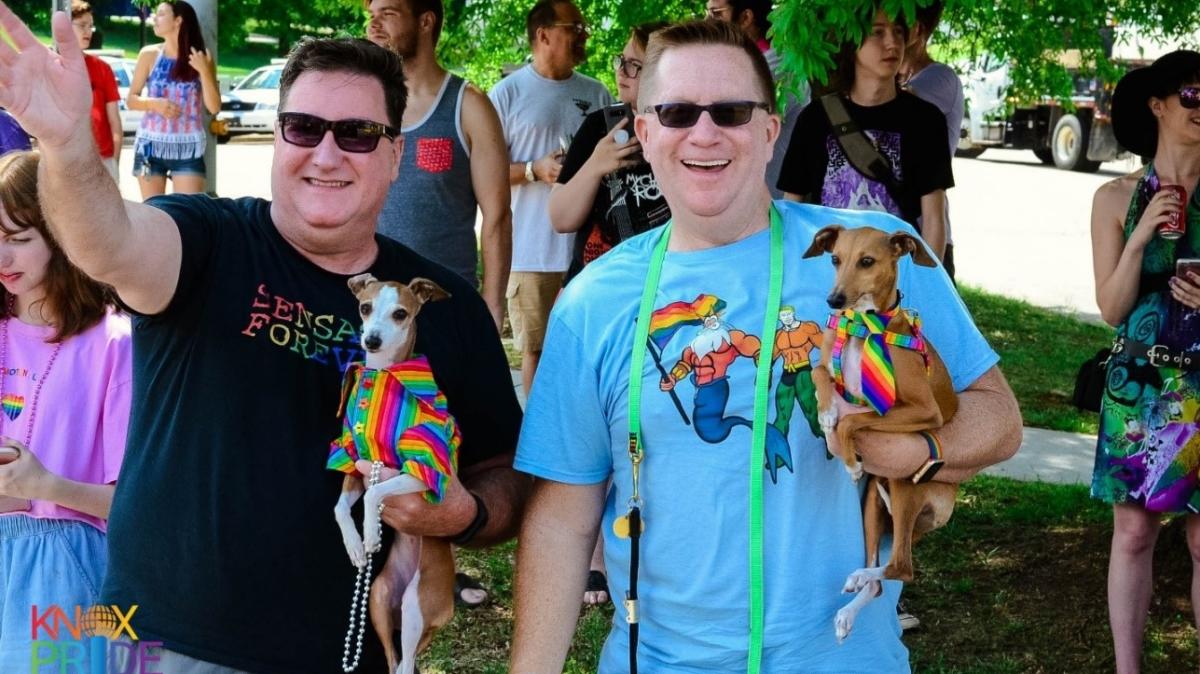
[454,572,488,608]
[583,569,610,606]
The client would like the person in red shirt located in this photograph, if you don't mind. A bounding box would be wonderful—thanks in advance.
[72,1,122,180]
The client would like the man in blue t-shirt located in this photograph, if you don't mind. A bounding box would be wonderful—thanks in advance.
[511,20,1022,673]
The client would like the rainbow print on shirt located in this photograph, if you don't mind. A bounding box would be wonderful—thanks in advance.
[1,393,23,421]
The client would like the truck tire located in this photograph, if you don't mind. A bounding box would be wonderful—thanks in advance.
[1033,148,1054,164]
[1051,114,1101,173]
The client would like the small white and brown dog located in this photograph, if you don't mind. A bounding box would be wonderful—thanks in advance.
[330,273,458,674]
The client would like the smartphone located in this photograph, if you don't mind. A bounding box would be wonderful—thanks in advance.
[1177,258,1200,280]
[602,103,642,161]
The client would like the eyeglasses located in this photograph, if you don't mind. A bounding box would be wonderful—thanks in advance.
[705,6,732,19]
[277,112,398,153]
[643,101,772,128]
[549,21,587,35]
[613,54,643,78]
[1180,86,1200,109]
[71,21,95,31]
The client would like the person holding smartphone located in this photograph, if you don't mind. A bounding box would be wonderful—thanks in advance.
[549,21,671,286]
[0,151,131,671]
[1090,50,1200,674]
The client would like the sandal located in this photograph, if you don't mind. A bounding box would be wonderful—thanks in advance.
[454,572,488,609]
[583,569,610,606]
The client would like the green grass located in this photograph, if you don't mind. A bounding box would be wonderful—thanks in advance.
[958,284,1114,434]
[419,476,1198,673]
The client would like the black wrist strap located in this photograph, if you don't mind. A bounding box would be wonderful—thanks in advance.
[449,491,488,546]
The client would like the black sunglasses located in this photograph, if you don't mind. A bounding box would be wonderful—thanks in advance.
[614,54,643,79]
[643,101,772,128]
[1180,85,1200,109]
[277,112,399,153]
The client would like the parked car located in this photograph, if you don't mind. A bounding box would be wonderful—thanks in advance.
[216,62,284,143]
[94,52,142,135]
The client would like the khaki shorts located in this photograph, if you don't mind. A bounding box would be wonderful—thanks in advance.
[507,271,563,353]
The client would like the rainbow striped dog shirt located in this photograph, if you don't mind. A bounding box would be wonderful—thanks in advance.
[326,355,460,503]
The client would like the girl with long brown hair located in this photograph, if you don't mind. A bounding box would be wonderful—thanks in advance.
[0,151,132,669]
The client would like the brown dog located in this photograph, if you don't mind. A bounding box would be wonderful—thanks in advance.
[802,225,959,642]
[332,273,456,674]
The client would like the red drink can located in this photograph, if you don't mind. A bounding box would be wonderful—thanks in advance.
[1159,184,1187,240]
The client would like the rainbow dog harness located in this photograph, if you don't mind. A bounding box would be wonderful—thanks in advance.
[826,308,931,416]
[326,355,460,503]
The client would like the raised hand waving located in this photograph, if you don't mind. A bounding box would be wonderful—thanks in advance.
[0,6,92,149]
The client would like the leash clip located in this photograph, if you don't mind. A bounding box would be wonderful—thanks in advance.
[624,597,640,624]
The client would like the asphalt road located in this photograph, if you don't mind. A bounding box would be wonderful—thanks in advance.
[116,138,1135,321]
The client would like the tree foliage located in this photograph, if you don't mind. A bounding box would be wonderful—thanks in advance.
[438,0,701,91]
[771,0,1200,104]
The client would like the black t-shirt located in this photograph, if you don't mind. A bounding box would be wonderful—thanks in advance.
[558,106,670,283]
[101,196,522,673]
[776,91,953,229]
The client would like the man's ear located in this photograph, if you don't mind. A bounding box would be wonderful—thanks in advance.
[803,225,843,258]
[890,232,937,267]
[409,277,451,305]
[737,9,755,33]
[389,135,404,182]
[634,112,650,152]
[348,273,377,295]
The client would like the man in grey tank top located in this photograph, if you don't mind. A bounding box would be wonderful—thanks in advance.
[369,0,512,332]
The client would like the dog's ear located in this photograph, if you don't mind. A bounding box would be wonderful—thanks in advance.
[803,225,843,258]
[890,232,938,268]
[409,278,451,305]
[348,273,377,295]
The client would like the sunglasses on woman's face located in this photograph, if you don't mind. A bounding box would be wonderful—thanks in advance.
[643,101,772,128]
[1180,85,1200,109]
[277,112,399,153]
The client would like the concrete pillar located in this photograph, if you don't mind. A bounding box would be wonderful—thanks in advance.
[190,0,218,194]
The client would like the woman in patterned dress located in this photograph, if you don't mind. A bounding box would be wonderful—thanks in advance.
[1090,50,1200,673]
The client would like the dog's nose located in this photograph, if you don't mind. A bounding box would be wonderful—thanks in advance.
[363,334,382,351]
[826,292,846,310]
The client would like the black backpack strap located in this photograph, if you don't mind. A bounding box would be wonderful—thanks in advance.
[819,93,905,205]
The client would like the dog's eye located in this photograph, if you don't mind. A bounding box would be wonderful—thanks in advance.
[393,308,409,321]
[859,257,875,268]
[831,255,841,267]
[360,303,372,316]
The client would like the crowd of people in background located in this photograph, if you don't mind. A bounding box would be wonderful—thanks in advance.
[0,0,1196,672]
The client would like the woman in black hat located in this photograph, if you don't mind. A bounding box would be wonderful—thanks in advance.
[1090,49,1200,673]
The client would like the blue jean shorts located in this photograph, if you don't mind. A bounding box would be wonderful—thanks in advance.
[0,516,107,674]
[133,151,206,178]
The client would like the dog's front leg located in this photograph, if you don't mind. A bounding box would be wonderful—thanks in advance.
[335,474,368,568]
[834,575,883,643]
[362,473,430,553]
[811,345,839,439]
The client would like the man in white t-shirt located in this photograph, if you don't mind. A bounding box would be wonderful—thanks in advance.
[489,0,612,396]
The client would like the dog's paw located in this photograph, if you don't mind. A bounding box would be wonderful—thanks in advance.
[844,460,864,482]
[834,607,854,644]
[363,523,383,554]
[819,407,838,435]
[343,535,367,568]
[842,567,884,593]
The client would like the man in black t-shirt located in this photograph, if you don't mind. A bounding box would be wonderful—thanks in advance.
[778,9,954,271]
[4,20,526,674]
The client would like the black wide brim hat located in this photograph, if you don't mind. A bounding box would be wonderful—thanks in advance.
[1111,50,1200,158]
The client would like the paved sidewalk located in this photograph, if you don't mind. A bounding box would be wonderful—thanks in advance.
[512,370,1097,487]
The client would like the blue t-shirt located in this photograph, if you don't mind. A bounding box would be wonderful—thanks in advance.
[515,200,998,673]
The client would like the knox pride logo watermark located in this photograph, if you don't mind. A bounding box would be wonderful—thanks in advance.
[29,604,162,674]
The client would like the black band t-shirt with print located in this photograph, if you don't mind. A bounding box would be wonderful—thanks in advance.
[101,195,522,673]
[776,91,953,229]
[559,107,671,283]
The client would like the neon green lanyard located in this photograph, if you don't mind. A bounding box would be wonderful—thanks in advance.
[626,205,784,674]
